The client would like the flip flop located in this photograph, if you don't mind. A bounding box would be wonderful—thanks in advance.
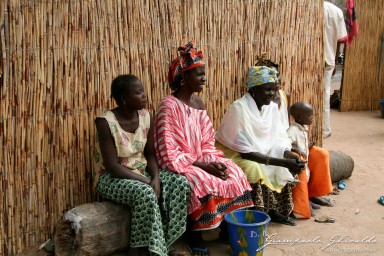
[185,243,209,256]
[378,196,384,206]
[315,216,336,223]
[338,180,347,190]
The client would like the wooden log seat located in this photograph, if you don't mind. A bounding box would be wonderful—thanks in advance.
[54,201,131,256]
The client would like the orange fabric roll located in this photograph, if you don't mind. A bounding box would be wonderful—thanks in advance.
[307,146,333,198]
[292,171,311,218]
[292,146,333,218]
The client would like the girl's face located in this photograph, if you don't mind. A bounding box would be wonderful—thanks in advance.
[121,79,147,110]
[252,82,279,107]
[183,65,206,93]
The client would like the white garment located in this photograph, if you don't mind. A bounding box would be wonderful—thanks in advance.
[216,93,295,188]
[323,2,347,136]
[324,2,348,66]
[278,90,290,131]
[287,122,310,181]
[323,65,334,137]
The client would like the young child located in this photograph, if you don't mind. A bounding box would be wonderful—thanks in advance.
[287,102,334,218]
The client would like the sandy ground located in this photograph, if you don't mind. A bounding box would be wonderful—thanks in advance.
[20,109,384,256]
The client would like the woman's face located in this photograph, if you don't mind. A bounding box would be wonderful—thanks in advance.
[183,65,206,93]
[251,82,279,107]
[121,79,147,110]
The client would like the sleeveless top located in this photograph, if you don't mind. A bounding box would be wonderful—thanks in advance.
[94,109,150,187]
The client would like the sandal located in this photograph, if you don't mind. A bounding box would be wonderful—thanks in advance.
[185,243,210,256]
[315,216,336,223]
[378,196,384,206]
[338,180,347,190]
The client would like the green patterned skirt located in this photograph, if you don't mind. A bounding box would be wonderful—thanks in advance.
[97,170,190,256]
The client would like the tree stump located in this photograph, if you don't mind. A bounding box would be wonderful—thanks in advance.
[54,202,131,256]
[329,150,354,183]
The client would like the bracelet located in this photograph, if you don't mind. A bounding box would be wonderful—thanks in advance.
[265,156,270,165]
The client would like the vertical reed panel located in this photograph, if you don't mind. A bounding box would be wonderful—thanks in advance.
[341,0,384,111]
[0,0,323,254]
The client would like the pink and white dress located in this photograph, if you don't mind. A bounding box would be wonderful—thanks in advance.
[154,95,253,230]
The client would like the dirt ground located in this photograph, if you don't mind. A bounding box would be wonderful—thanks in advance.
[20,109,384,256]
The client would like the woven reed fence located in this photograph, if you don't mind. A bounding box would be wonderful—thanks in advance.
[0,0,324,254]
[341,0,384,111]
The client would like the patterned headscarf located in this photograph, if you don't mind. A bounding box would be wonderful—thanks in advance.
[168,41,204,86]
[246,66,278,89]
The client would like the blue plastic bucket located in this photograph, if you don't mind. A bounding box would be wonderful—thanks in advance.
[380,100,384,119]
[224,210,271,256]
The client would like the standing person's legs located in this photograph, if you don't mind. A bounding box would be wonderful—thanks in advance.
[323,65,335,138]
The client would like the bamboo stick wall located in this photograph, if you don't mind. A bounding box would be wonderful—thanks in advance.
[341,0,384,111]
[0,1,324,254]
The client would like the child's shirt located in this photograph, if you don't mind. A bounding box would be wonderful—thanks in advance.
[286,122,310,181]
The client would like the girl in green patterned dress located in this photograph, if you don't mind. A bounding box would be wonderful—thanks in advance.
[95,75,190,256]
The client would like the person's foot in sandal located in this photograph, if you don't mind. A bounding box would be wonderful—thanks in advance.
[169,248,187,256]
[310,197,334,207]
[269,210,297,226]
[184,230,210,256]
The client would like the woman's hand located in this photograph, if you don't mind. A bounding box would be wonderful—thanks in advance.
[149,177,161,199]
[285,158,306,175]
[284,150,305,161]
[284,150,306,175]
[200,162,228,180]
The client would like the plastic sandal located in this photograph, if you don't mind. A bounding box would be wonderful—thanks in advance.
[378,196,384,206]
[185,243,209,256]
[338,180,347,190]
[315,216,336,223]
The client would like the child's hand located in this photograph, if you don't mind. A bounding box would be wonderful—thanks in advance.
[291,147,307,159]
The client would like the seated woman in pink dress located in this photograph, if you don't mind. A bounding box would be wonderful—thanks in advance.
[154,41,253,255]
